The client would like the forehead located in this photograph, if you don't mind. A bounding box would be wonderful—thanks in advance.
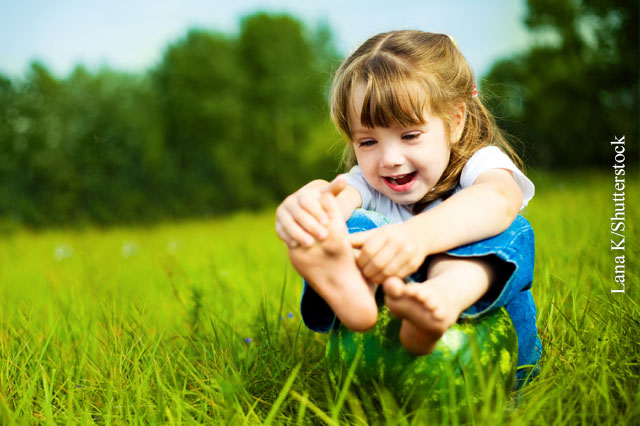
[348,83,368,123]
[347,80,431,133]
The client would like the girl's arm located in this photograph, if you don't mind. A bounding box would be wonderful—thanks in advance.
[335,184,363,222]
[275,176,362,248]
[351,168,522,283]
[408,168,522,255]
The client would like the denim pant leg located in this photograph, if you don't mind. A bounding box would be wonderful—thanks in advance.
[437,215,542,382]
[299,210,542,381]
[299,209,389,333]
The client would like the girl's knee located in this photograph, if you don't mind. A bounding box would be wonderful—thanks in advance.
[511,215,534,241]
[346,209,389,233]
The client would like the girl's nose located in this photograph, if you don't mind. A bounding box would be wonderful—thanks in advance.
[379,146,404,168]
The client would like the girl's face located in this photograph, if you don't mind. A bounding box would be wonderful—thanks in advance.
[348,84,464,205]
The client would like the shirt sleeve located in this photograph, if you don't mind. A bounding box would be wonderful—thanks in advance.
[345,165,374,210]
[459,146,535,210]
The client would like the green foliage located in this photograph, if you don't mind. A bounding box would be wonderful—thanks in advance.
[0,63,163,226]
[236,13,339,200]
[1,4,635,226]
[154,30,250,213]
[326,306,518,422]
[0,171,637,424]
[0,13,342,227]
[483,0,638,168]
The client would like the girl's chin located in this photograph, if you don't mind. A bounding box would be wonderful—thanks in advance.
[382,189,427,205]
[388,195,423,205]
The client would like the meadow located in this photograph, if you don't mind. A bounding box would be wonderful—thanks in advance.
[0,169,637,425]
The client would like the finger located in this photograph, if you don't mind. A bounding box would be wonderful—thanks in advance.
[274,220,288,242]
[356,233,391,272]
[275,221,299,248]
[319,191,341,222]
[381,254,415,282]
[385,240,422,279]
[362,242,403,281]
[349,230,373,248]
[322,174,348,196]
[298,191,329,225]
[287,202,328,240]
[276,209,316,247]
[359,258,388,283]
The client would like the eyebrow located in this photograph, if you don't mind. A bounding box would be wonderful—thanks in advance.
[350,126,373,139]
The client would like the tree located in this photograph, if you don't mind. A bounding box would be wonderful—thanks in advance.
[0,12,342,226]
[237,13,338,203]
[154,13,340,214]
[484,0,638,168]
[154,30,250,214]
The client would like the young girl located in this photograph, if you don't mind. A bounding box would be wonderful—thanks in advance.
[276,31,541,381]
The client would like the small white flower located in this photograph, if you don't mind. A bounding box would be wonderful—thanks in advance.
[54,244,74,262]
[167,240,179,254]
[121,240,140,258]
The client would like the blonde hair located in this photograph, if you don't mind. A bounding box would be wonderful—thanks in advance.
[329,30,523,213]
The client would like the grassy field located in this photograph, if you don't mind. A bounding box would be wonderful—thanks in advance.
[0,169,638,425]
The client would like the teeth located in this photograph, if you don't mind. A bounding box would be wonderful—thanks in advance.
[385,172,415,186]
[388,173,408,183]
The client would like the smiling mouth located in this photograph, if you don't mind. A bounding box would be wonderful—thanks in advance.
[384,172,417,185]
[382,172,418,191]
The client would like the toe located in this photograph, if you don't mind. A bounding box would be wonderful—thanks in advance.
[383,276,405,298]
[422,294,437,310]
[414,288,429,303]
[405,284,419,297]
[433,306,450,322]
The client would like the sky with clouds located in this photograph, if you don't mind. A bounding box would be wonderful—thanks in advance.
[1,0,532,79]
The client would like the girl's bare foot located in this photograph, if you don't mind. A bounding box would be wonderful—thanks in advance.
[383,276,460,354]
[289,193,378,332]
[383,255,494,355]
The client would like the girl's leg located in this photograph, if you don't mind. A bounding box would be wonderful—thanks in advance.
[433,215,541,382]
[292,202,379,332]
[384,254,496,355]
[300,209,388,333]
[300,211,542,384]
[385,215,541,383]
[505,290,542,386]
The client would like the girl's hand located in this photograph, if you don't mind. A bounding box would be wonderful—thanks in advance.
[275,176,347,248]
[349,223,427,283]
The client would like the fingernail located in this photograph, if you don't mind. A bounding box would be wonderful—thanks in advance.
[318,229,328,239]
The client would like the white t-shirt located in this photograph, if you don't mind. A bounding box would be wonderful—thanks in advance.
[345,146,534,224]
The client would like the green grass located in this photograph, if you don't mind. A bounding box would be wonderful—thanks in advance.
[0,169,638,425]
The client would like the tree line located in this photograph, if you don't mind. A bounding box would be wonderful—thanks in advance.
[0,3,636,227]
[484,0,637,168]
[0,14,342,227]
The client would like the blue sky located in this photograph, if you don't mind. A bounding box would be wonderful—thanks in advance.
[1,0,531,79]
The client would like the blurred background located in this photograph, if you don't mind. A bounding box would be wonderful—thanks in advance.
[0,0,637,228]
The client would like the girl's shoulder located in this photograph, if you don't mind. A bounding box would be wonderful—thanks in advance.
[460,146,521,187]
[460,146,535,209]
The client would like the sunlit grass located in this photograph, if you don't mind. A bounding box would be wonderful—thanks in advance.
[0,169,638,424]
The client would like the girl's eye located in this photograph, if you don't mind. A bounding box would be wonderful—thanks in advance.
[402,133,421,141]
[358,139,376,147]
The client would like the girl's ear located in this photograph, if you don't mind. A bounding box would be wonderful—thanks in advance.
[450,102,467,144]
